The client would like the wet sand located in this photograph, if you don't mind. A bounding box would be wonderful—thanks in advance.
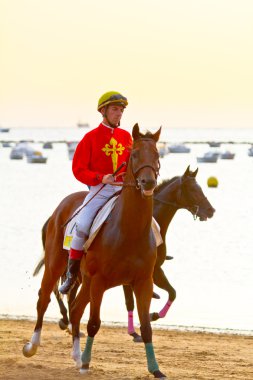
[0,319,252,380]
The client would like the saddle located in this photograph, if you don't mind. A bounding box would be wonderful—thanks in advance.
[63,196,163,251]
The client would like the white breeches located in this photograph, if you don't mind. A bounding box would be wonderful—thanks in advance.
[71,184,121,251]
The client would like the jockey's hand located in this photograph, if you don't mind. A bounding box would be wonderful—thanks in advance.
[115,172,126,182]
[102,174,115,184]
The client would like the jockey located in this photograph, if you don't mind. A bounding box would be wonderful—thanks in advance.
[59,91,132,294]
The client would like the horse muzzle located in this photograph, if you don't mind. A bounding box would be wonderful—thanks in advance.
[197,206,216,221]
[137,177,157,197]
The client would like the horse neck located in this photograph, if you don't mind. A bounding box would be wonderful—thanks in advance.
[117,170,153,238]
[153,184,179,238]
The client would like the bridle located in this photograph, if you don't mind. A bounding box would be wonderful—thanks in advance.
[123,138,160,190]
[154,176,200,220]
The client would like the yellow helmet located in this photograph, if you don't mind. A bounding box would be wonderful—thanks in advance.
[97,91,128,112]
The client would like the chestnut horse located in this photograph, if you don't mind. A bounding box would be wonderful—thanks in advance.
[33,165,215,343]
[23,124,166,378]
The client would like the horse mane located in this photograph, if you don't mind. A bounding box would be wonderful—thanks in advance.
[154,176,179,194]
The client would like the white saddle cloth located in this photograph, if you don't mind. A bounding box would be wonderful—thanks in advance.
[63,195,163,251]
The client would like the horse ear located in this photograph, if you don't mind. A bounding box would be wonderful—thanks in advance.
[193,168,198,177]
[183,165,190,177]
[153,126,162,142]
[132,123,140,140]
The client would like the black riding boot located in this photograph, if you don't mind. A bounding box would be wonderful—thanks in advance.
[59,258,81,295]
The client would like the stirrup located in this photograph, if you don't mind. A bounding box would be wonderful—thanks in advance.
[59,277,76,294]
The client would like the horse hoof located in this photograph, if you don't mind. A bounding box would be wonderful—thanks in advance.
[22,342,38,357]
[153,369,167,379]
[150,312,160,322]
[79,331,85,338]
[58,319,68,330]
[80,363,89,375]
[130,332,143,343]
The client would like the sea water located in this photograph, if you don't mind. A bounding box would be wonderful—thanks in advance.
[0,127,253,334]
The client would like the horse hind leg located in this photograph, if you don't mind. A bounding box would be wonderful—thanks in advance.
[22,284,51,358]
[150,266,176,322]
[23,256,66,358]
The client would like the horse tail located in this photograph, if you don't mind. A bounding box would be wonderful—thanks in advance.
[42,217,50,249]
[33,217,51,277]
[33,257,45,277]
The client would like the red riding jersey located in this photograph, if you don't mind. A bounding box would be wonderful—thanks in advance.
[72,123,132,186]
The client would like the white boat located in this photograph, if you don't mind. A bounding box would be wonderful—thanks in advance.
[43,142,53,149]
[15,142,34,157]
[197,151,219,163]
[248,146,253,157]
[220,151,235,160]
[77,122,89,128]
[208,141,221,148]
[10,148,23,160]
[168,144,191,153]
[27,151,47,163]
[67,141,78,160]
[2,142,12,147]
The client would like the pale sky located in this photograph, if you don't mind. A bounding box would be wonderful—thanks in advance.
[1,0,253,128]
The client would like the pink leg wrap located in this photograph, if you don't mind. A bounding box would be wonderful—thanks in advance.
[128,311,135,334]
[69,248,83,260]
[158,299,173,318]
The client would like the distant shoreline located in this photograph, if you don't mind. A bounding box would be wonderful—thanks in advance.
[1,314,252,337]
[1,139,253,145]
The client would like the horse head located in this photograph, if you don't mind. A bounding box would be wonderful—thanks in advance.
[180,165,215,221]
[128,123,161,197]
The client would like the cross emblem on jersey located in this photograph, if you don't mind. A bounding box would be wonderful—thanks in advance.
[102,137,125,172]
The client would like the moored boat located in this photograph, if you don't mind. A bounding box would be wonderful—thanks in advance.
[248,145,253,157]
[10,148,23,160]
[220,151,235,160]
[168,144,191,153]
[197,151,219,163]
[27,151,47,163]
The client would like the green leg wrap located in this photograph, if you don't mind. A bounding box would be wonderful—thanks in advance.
[145,342,159,374]
[81,336,94,364]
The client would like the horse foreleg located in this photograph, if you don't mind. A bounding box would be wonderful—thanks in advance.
[150,265,176,322]
[123,285,142,342]
[134,278,166,379]
[70,276,91,367]
[79,276,105,374]
[66,280,84,335]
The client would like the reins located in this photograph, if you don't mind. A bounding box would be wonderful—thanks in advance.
[61,162,127,228]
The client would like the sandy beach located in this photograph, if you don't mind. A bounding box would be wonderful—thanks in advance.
[0,319,252,380]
